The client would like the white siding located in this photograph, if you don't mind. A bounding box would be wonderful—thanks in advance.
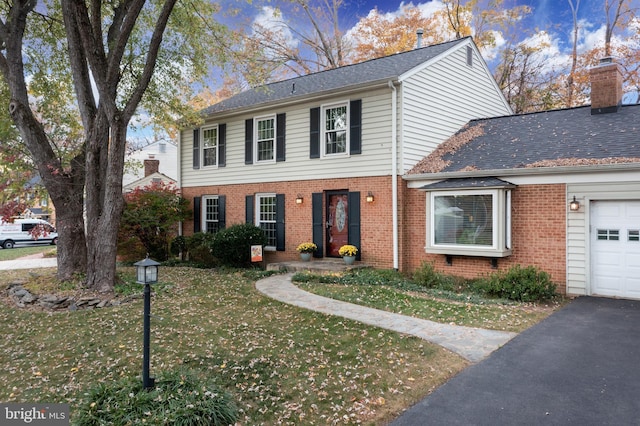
[180,88,394,187]
[400,44,511,172]
[566,181,640,296]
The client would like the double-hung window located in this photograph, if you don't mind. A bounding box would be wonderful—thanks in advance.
[202,125,218,167]
[202,195,220,233]
[255,116,275,162]
[426,189,512,257]
[256,194,277,248]
[323,102,348,156]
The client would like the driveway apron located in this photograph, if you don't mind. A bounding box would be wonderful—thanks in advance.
[392,297,640,425]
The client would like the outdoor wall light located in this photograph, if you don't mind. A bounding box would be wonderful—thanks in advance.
[569,196,580,211]
[366,192,375,203]
[295,194,304,204]
[134,255,161,390]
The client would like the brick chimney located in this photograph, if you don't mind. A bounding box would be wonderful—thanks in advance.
[590,57,623,115]
[143,154,159,177]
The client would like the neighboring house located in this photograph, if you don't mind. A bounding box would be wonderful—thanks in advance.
[178,37,512,268]
[405,57,640,298]
[22,175,55,224]
[123,139,178,187]
[124,157,177,192]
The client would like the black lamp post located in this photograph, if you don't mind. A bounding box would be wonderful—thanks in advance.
[134,256,160,390]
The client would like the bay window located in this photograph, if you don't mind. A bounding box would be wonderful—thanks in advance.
[427,189,512,257]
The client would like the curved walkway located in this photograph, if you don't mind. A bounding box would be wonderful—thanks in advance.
[0,256,57,270]
[256,273,516,363]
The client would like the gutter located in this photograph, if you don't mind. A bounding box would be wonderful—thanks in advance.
[403,162,640,184]
[389,80,399,270]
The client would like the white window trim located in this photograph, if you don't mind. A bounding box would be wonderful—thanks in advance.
[202,195,219,233]
[321,100,349,158]
[201,124,219,168]
[426,189,512,257]
[255,193,277,251]
[254,114,276,164]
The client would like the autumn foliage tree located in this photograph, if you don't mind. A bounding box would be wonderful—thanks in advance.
[119,182,190,262]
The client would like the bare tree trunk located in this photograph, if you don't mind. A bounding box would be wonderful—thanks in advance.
[85,122,127,293]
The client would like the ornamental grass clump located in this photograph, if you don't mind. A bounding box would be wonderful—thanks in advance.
[296,242,317,253]
[75,369,238,425]
[338,244,358,256]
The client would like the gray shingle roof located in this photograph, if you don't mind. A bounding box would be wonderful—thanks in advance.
[409,104,640,174]
[201,38,469,116]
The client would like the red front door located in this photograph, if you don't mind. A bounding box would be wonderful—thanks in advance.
[327,192,349,257]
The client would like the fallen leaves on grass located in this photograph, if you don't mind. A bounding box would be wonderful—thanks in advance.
[0,267,468,425]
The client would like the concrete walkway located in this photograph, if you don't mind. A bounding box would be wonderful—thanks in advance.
[256,273,516,363]
[0,256,57,270]
[2,257,516,362]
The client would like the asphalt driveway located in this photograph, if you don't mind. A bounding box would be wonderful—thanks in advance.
[392,297,640,426]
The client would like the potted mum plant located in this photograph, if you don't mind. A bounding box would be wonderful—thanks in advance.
[338,244,358,265]
[296,242,317,261]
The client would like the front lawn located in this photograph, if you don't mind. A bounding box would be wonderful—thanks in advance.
[0,267,469,425]
[294,269,564,333]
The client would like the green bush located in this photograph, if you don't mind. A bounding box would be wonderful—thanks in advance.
[170,235,187,257]
[211,223,268,267]
[475,264,557,302]
[74,369,238,425]
[185,232,217,265]
[412,261,462,291]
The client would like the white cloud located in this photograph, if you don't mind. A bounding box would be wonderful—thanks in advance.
[252,6,298,51]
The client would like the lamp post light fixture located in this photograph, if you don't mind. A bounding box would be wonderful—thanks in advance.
[134,255,161,390]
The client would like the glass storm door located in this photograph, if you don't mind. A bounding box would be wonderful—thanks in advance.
[327,192,349,257]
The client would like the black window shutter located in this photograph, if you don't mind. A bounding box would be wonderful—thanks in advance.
[276,113,286,162]
[245,195,254,224]
[245,119,253,164]
[193,197,201,233]
[348,192,361,260]
[218,195,226,230]
[193,129,200,169]
[310,107,320,158]
[218,124,226,167]
[350,99,362,155]
[312,193,324,258]
[276,194,285,251]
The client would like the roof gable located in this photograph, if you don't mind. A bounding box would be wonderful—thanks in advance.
[201,38,470,116]
[409,104,640,175]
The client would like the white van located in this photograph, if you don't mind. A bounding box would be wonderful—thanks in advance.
[0,219,58,249]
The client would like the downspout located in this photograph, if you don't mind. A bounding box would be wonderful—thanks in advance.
[388,80,399,270]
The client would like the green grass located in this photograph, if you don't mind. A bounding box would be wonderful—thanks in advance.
[0,267,469,425]
[294,269,564,333]
[0,245,53,261]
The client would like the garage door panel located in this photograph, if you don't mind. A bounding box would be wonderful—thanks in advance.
[592,200,640,299]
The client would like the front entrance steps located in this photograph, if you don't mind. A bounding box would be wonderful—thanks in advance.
[266,258,370,275]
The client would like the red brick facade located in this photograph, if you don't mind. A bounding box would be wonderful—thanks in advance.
[183,180,567,292]
[182,176,396,268]
[402,183,567,292]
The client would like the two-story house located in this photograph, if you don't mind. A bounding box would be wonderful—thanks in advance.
[178,37,512,269]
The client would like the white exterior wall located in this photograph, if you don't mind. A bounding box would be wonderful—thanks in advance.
[566,180,640,296]
[180,87,394,187]
[123,141,178,186]
[400,43,511,173]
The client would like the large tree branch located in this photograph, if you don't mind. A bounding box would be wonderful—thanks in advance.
[123,0,177,121]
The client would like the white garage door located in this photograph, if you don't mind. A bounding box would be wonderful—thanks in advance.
[591,200,640,299]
